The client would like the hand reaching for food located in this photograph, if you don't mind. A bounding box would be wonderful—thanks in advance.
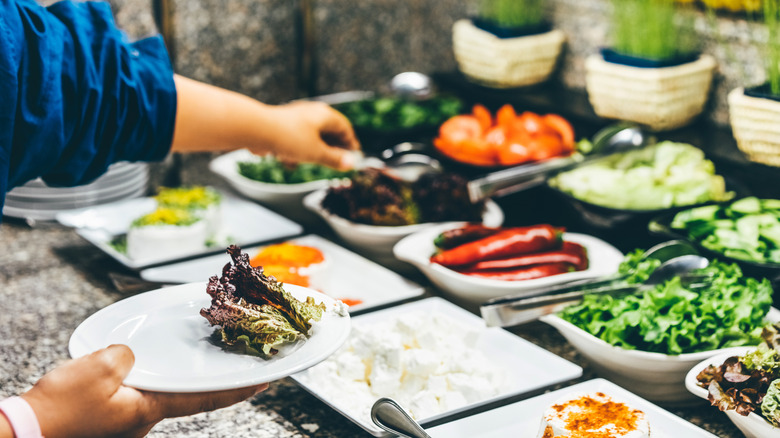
[9,345,266,438]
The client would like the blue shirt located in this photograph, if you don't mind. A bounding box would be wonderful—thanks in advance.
[0,0,177,214]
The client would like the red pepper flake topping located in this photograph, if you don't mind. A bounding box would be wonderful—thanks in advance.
[542,392,644,438]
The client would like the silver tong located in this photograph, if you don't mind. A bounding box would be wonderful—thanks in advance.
[466,123,650,203]
[480,242,710,328]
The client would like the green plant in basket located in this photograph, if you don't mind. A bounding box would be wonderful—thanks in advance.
[765,0,780,95]
[478,0,545,30]
[610,0,698,60]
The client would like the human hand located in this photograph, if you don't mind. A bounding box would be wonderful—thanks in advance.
[261,101,361,170]
[20,345,267,438]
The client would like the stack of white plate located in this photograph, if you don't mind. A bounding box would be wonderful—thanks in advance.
[3,162,149,221]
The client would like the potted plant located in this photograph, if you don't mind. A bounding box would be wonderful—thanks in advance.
[452,0,565,88]
[728,0,780,167]
[585,0,717,131]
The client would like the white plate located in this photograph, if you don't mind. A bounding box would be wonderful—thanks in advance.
[7,166,148,201]
[8,162,146,197]
[3,186,148,222]
[686,347,780,438]
[139,234,425,313]
[303,188,504,257]
[68,282,350,393]
[291,297,582,437]
[541,307,780,404]
[428,378,718,437]
[209,149,339,206]
[393,223,624,302]
[6,170,148,207]
[55,194,303,269]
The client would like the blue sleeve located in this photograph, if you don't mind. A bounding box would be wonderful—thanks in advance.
[0,0,177,211]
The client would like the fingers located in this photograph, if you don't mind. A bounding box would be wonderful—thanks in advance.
[319,106,361,151]
[316,145,355,171]
[147,383,269,420]
[88,344,136,387]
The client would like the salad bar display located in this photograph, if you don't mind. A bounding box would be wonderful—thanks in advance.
[9,85,780,438]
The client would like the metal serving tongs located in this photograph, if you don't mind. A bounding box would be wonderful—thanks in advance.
[480,240,709,328]
[466,122,652,203]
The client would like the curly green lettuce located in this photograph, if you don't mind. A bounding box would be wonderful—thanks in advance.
[559,258,773,355]
[763,380,780,427]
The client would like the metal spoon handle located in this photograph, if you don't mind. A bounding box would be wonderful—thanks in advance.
[481,284,638,327]
[466,154,584,203]
[371,398,432,438]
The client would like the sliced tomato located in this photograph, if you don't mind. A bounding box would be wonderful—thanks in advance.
[518,111,555,137]
[484,125,507,147]
[497,141,532,166]
[472,104,493,132]
[434,137,496,166]
[542,114,575,150]
[527,133,565,161]
[437,115,483,144]
[496,104,518,128]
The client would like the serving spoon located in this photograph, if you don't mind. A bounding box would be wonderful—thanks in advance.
[371,398,432,438]
[480,252,710,328]
[466,122,651,203]
[389,72,434,101]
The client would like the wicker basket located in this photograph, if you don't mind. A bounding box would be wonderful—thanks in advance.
[585,54,716,131]
[452,19,565,88]
[729,87,780,167]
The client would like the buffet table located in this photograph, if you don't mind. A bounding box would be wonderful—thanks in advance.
[0,179,746,437]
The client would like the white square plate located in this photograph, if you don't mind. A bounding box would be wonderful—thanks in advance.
[56,195,303,270]
[427,378,718,437]
[291,297,583,437]
[139,234,425,313]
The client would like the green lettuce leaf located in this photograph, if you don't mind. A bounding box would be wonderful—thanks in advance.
[560,258,773,355]
[762,380,780,427]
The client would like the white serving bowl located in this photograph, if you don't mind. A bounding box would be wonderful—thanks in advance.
[686,347,780,438]
[541,308,780,405]
[209,149,337,207]
[302,188,504,257]
[393,223,624,302]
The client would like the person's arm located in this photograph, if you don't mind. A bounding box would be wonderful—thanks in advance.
[171,75,360,170]
[2,345,266,438]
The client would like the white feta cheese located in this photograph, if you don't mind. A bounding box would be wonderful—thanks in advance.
[335,351,365,381]
[302,310,506,428]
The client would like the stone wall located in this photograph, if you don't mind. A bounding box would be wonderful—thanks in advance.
[38,0,774,128]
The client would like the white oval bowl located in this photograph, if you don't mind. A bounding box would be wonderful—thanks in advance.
[393,223,623,302]
[686,347,780,438]
[541,308,780,405]
[303,188,504,257]
[209,149,339,206]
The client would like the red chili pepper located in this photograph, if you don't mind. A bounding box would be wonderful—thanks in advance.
[458,262,574,281]
[467,241,588,272]
[433,224,501,250]
[339,298,363,307]
[430,224,562,267]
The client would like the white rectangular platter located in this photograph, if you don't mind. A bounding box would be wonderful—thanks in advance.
[56,195,303,270]
[427,378,719,438]
[140,234,425,313]
[291,297,583,437]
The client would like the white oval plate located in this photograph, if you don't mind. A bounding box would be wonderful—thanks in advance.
[393,223,623,302]
[69,282,350,392]
[686,347,780,438]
